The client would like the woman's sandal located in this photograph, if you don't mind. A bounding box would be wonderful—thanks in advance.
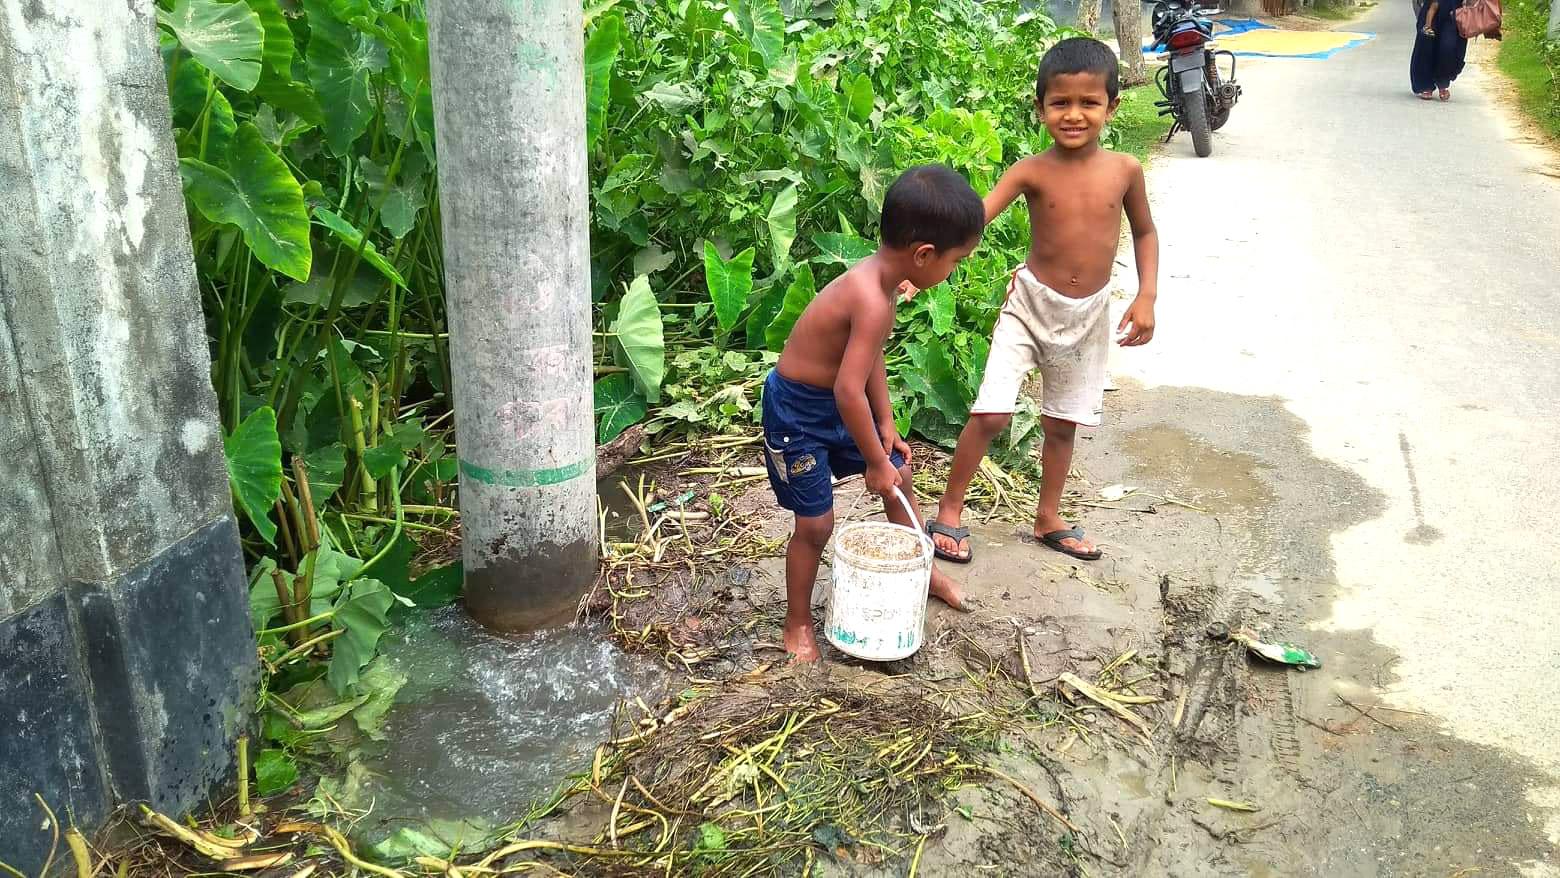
[1439,87,1451,101]
[1418,90,1436,100]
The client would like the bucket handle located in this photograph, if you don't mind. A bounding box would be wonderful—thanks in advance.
[891,486,936,562]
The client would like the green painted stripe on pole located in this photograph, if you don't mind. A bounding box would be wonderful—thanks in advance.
[460,458,590,487]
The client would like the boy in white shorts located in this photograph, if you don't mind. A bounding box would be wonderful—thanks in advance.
[925,38,1160,563]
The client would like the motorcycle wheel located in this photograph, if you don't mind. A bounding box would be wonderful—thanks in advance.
[1211,106,1232,131]
[1183,93,1213,157]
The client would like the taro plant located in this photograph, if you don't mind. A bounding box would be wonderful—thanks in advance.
[583,0,1068,452]
[164,0,1084,690]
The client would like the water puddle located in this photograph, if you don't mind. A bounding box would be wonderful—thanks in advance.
[1123,424,1274,515]
[1237,572,1283,603]
[340,606,666,853]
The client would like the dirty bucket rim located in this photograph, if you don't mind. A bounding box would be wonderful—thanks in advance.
[832,519,933,572]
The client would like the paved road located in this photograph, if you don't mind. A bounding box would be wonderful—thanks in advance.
[1113,1,1560,846]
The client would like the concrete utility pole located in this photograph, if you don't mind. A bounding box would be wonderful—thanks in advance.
[427,0,598,630]
[0,1,255,869]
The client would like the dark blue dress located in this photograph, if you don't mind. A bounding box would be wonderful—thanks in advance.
[1411,0,1469,93]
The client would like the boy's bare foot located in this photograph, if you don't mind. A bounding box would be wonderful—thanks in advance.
[784,617,822,662]
[1034,512,1100,559]
[928,504,973,562]
[928,567,968,611]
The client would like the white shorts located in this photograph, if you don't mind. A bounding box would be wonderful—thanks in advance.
[969,266,1110,427]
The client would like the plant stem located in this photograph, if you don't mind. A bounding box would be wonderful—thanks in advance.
[350,395,378,512]
[272,629,344,667]
[355,466,405,580]
[270,569,299,636]
[259,611,335,637]
[237,735,252,818]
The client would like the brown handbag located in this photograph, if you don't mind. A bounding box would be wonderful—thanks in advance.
[1455,0,1502,40]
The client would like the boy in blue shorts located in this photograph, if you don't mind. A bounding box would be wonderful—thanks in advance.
[763,165,981,662]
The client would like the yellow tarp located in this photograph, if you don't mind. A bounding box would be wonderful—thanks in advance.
[1213,28,1374,58]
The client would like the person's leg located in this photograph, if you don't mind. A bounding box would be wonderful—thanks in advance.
[1410,13,1436,95]
[931,273,1041,561]
[929,413,1010,560]
[885,463,967,610]
[1422,2,1438,34]
[1034,415,1097,556]
[784,511,834,661]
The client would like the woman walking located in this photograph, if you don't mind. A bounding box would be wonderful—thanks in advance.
[1411,0,1468,100]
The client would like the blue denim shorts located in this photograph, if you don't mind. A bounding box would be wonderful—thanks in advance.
[761,370,905,518]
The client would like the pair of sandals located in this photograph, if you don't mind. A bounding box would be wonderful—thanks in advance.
[1418,87,1452,101]
[925,521,1103,562]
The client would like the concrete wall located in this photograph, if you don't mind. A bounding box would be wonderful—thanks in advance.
[0,0,256,870]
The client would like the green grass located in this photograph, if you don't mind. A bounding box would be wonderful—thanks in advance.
[1498,0,1560,140]
[1111,84,1172,163]
[1309,3,1363,20]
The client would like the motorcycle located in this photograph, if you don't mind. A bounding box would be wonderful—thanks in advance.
[1150,0,1241,157]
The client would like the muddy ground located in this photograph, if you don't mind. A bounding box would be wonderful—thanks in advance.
[589,375,1556,877]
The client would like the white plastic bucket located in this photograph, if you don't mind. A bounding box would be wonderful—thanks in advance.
[824,488,934,661]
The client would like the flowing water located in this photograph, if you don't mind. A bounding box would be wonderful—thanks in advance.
[342,606,666,853]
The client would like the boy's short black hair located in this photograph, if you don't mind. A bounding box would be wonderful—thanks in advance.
[878,165,984,251]
[1036,37,1120,102]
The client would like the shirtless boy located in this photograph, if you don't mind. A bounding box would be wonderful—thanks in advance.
[925,37,1160,565]
[763,165,981,661]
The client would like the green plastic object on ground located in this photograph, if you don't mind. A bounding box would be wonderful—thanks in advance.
[1233,628,1323,670]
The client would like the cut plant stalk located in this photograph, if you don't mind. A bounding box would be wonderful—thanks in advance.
[349,395,378,513]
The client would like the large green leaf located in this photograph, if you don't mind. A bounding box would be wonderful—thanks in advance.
[350,657,408,741]
[180,124,311,281]
[254,749,299,796]
[584,15,623,150]
[246,545,363,630]
[253,68,326,126]
[584,0,621,27]
[766,264,816,352]
[242,0,295,75]
[766,182,799,271]
[168,64,234,160]
[704,243,755,332]
[812,232,875,267]
[732,0,785,69]
[304,0,386,156]
[900,341,970,422]
[303,444,347,509]
[327,578,394,694]
[746,285,785,351]
[642,82,703,112]
[359,157,427,239]
[610,276,665,403]
[201,87,238,163]
[633,245,675,278]
[158,0,264,91]
[845,72,874,122]
[927,286,955,336]
[370,533,463,620]
[363,443,406,480]
[594,374,646,445]
[313,206,407,288]
[224,406,283,544]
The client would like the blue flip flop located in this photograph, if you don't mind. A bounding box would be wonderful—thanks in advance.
[1040,527,1102,561]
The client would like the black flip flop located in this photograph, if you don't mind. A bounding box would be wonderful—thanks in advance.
[925,521,973,564]
[1039,527,1102,561]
